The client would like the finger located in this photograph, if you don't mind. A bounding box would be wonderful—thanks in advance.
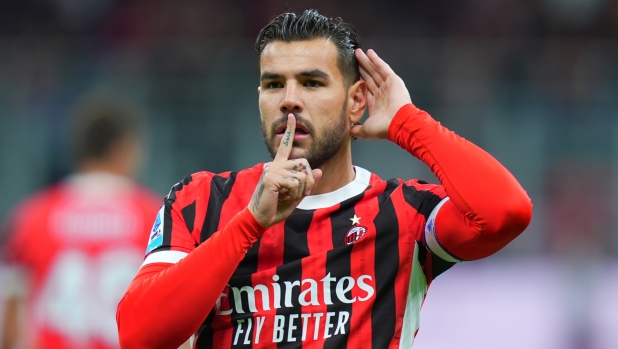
[274,114,296,162]
[273,166,308,199]
[359,65,379,95]
[282,176,302,200]
[355,49,384,86]
[292,159,314,196]
[366,49,395,79]
[350,123,365,139]
[308,169,322,195]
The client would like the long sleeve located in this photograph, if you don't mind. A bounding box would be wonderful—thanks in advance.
[388,104,532,261]
[116,207,266,349]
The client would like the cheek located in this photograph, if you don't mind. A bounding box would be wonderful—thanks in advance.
[258,98,275,126]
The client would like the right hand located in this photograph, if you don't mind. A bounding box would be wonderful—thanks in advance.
[248,114,322,228]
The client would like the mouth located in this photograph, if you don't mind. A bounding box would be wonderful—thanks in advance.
[275,122,310,136]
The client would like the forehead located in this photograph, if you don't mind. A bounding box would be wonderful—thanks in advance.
[259,39,341,78]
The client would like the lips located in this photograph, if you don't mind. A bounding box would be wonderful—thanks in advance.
[276,121,310,135]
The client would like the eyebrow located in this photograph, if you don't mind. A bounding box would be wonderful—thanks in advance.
[297,69,329,79]
[260,69,329,82]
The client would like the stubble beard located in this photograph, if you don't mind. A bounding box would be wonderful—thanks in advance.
[261,100,349,169]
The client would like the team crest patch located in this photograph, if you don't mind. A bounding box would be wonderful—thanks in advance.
[146,206,165,254]
[345,226,367,245]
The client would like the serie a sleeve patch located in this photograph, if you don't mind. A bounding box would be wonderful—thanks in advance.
[145,206,165,255]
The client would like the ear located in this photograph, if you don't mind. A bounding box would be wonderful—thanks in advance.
[347,79,367,123]
[257,86,261,96]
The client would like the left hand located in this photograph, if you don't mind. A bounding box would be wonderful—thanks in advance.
[351,49,412,140]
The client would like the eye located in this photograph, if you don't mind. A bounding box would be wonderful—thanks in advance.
[265,81,283,89]
[305,80,324,88]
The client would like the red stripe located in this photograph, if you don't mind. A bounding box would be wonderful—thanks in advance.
[347,193,379,348]
[389,188,423,348]
[252,222,285,348]
[213,167,264,347]
[189,174,210,241]
[169,174,213,253]
[302,207,336,347]
[218,170,258,231]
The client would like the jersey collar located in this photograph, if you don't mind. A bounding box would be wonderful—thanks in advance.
[296,166,371,210]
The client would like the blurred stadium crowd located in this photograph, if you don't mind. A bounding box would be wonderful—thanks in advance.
[0,0,617,348]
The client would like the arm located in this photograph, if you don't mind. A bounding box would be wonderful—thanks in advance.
[390,105,531,260]
[117,116,322,349]
[2,296,20,349]
[116,208,266,349]
[353,49,532,261]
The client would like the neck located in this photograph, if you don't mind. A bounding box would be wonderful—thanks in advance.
[310,141,355,195]
[77,158,132,178]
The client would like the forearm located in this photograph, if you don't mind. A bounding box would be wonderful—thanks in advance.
[389,104,532,260]
[116,208,265,349]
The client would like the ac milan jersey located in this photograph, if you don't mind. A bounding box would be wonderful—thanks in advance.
[143,164,455,348]
[2,173,160,349]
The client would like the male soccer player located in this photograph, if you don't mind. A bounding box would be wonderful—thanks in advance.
[0,98,163,349]
[117,9,532,349]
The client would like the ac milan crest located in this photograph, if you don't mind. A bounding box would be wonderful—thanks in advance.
[345,226,367,245]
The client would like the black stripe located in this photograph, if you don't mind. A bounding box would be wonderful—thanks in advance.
[200,172,238,242]
[416,243,456,281]
[227,220,262,348]
[371,179,400,349]
[403,184,462,269]
[162,203,173,248]
[401,184,444,221]
[167,174,193,201]
[182,200,196,233]
[157,175,195,251]
[276,209,313,348]
[430,254,456,279]
[195,313,215,349]
[194,173,236,348]
[229,272,257,349]
[234,238,262,276]
[324,193,362,349]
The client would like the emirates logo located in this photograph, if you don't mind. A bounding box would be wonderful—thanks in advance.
[345,226,367,245]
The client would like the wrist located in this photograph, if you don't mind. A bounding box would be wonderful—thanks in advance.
[387,103,422,143]
[238,207,268,237]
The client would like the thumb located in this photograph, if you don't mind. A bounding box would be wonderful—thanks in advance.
[308,169,323,195]
[350,124,365,139]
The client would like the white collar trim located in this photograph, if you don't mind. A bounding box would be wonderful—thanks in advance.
[297,166,371,210]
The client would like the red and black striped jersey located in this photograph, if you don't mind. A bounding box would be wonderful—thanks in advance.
[143,164,455,348]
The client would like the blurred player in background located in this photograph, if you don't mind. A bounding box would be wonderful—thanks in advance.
[0,97,163,349]
[117,9,532,349]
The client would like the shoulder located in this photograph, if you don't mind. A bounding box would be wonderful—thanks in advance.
[166,163,264,204]
[0,184,64,248]
[9,184,65,219]
[364,169,445,198]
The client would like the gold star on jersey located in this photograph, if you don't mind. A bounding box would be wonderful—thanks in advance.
[350,214,361,225]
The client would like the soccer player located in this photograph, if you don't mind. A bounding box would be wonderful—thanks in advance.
[116,9,532,349]
[0,98,163,349]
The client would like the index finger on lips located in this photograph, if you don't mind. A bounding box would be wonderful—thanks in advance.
[274,113,296,162]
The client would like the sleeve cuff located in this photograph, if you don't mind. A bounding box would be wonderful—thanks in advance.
[387,103,422,143]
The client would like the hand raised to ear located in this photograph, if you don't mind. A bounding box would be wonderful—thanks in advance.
[351,49,412,140]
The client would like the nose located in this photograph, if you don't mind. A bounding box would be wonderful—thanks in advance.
[279,82,302,114]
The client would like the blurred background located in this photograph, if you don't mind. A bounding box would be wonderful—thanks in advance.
[0,0,617,348]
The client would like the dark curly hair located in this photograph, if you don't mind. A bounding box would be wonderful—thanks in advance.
[256,9,361,87]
